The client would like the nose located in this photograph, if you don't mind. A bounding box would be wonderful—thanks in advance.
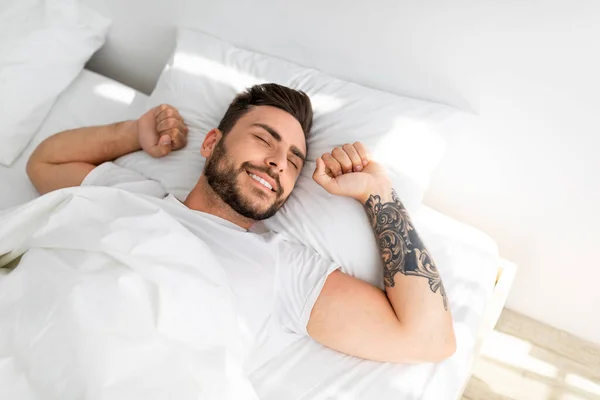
[265,150,288,173]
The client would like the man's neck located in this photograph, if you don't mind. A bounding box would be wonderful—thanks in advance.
[183,176,254,230]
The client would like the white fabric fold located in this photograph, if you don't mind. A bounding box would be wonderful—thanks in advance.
[0,186,259,400]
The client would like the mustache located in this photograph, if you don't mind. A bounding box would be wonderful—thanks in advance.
[240,161,283,195]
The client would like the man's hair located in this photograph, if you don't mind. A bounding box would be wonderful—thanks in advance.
[218,83,313,139]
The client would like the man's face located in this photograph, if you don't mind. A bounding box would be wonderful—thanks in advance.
[203,106,307,221]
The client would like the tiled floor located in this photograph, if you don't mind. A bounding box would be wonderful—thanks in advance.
[463,309,600,400]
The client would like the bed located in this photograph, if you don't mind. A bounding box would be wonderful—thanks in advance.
[0,68,515,399]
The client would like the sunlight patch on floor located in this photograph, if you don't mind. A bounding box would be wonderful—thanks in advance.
[465,309,600,400]
[472,357,554,400]
[564,373,600,397]
[479,330,559,378]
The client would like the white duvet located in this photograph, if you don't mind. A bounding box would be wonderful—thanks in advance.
[0,187,258,400]
[0,185,500,400]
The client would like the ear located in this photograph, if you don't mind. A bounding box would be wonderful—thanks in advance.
[201,128,223,158]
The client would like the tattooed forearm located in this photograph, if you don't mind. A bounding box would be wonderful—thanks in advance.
[364,189,448,310]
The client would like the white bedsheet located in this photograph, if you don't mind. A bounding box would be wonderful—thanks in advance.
[0,69,148,210]
[0,186,258,400]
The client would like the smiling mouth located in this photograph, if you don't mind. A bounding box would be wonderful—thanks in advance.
[246,171,276,192]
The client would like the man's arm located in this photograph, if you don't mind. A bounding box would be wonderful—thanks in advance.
[308,143,455,363]
[27,120,139,194]
[27,104,188,195]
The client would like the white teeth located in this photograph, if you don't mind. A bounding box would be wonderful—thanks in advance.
[249,173,273,190]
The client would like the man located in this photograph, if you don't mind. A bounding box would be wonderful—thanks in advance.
[27,83,455,367]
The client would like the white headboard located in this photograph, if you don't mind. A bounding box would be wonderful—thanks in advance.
[82,0,600,345]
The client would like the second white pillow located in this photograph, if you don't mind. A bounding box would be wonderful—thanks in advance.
[0,0,111,166]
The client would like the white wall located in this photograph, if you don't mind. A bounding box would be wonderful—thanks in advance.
[83,0,600,344]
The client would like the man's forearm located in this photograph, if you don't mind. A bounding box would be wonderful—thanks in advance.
[363,186,454,347]
[29,120,140,166]
[27,120,141,195]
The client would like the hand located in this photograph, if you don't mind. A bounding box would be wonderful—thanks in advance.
[312,142,391,203]
[137,104,189,158]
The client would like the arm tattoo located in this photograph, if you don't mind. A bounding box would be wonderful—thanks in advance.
[365,189,448,310]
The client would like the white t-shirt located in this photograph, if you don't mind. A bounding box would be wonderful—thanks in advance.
[82,162,339,372]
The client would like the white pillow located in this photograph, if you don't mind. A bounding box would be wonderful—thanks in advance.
[119,28,475,286]
[0,0,110,166]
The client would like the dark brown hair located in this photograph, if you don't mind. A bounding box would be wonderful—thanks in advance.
[218,83,313,140]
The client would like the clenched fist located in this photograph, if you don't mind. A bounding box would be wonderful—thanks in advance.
[137,104,189,158]
[313,142,391,203]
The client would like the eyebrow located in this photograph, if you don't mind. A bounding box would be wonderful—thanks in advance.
[252,123,306,163]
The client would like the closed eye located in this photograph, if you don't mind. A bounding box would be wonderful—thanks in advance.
[288,159,299,169]
[254,134,269,145]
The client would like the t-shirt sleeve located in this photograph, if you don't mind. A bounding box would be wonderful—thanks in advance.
[274,239,340,335]
[81,162,167,198]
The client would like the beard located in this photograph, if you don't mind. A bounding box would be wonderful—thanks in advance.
[203,138,288,220]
